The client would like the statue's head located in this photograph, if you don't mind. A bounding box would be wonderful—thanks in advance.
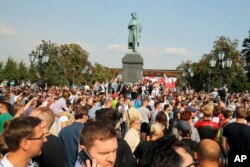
[131,12,137,18]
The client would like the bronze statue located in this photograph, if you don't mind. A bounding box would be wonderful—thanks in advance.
[128,12,142,53]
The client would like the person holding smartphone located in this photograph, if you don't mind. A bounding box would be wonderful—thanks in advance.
[75,121,118,167]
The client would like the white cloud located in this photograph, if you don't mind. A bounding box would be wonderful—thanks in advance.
[0,22,15,35]
[140,46,163,56]
[106,44,127,52]
[164,47,194,56]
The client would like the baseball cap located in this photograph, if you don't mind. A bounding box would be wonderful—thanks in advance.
[176,120,191,134]
[187,105,196,113]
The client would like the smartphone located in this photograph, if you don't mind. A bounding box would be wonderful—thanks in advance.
[78,149,93,165]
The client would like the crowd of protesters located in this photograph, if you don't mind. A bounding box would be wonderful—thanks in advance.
[0,78,250,167]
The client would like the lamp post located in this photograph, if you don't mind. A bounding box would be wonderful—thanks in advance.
[82,65,92,83]
[187,67,194,89]
[29,45,49,77]
[72,67,76,87]
[182,66,194,90]
[209,50,232,89]
[208,69,212,92]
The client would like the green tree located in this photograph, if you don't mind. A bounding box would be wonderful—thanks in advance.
[3,58,18,81]
[177,36,248,92]
[241,30,250,80]
[176,61,193,90]
[209,36,246,91]
[89,63,116,85]
[28,40,116,86]
[17,61,28,80]
[48,43,89,86]
[27,63,38,82]
[45,63,64,86]
[0,62,4,82]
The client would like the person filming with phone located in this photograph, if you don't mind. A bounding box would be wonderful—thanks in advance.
[75,121,118,167]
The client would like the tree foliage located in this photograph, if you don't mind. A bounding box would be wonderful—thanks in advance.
[0,40,115,86]
[89,63,116,85]
[17,61,28,80]
[177,36,249,92]
[241,30,250,80]
[44,41,116,86]
[3,58,18,81]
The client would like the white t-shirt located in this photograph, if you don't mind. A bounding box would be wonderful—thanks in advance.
[0,154,13,167]
[0,154,38,167]
[211,117,220,124]
[56,115,69,134]
[138,106,150,123]
[124,128,140,153]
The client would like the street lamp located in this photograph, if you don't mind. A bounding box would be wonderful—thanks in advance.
[187,67,194,89]
[209,50,232,89]
[72,67,76,87]
[188,67,194,78]
[182,66,194,90]
[29,45,50,77]
[82,65,92,83]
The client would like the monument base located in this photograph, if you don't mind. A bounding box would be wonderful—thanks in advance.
[122,53,144,83]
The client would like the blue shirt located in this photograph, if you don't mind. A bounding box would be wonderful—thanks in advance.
[58,122,84,167]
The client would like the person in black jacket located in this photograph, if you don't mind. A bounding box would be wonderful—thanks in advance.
[31,107,65,167]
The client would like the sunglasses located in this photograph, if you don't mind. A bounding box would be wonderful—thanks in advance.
[28,133,46,141]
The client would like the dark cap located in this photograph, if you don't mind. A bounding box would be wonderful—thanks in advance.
[176,120,191,134]
[188,105,196,113]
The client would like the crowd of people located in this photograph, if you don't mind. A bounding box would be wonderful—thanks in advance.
[0,78,250,167]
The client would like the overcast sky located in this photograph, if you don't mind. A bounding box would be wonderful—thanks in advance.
[0,0,250,69]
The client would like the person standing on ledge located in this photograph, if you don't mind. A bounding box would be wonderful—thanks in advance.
[128,12,142,53]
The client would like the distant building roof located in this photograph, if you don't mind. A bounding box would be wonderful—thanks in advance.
[110,68,181,77]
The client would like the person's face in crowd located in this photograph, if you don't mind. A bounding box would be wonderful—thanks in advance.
[131,119,141,131]
[177,112,181,120]
[156,104,161,110]
[166,105,173,113]
[125,99,130,105]
[0,104,6,113]
[105,101,112,108]
[26,123,47,157]
[244,101,249,109]
[82,113,89,123]
[87,137,118,167]
[87,98,94,106]
[119,98,124,105]
[143,100,148,106]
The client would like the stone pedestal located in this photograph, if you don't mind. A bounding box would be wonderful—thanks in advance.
[122,53,143,83]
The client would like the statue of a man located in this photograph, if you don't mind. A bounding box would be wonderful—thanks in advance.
[128,12,142,53]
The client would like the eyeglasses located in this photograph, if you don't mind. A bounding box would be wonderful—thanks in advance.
[28,134,46,141]
[185,161,198,167]
[134,121,141,125]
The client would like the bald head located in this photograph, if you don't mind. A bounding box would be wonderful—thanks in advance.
[30,107,55,130]
[197,139,220,162]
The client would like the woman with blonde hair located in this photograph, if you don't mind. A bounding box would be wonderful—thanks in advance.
[134,122,165,165]
[124,117,141,153]
[149,122,165,141]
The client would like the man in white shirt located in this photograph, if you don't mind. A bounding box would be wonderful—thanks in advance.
[1,117,47,167]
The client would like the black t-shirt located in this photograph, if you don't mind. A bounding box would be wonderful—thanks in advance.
[223,122,250,153]
[115,138,136,167]
[223,122,250,167]
[33,134,65,167]
[180,139,198,159]
[133,141,153,162]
